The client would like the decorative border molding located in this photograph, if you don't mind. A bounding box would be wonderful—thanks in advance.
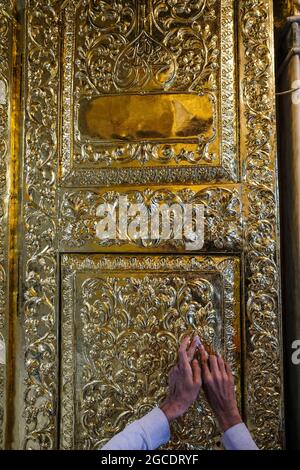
[63,165,236,186]
[0,0,14,450]
[240,0,283,449]
[22,0,60,449]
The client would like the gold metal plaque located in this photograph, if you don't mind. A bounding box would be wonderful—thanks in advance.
[78,93,214,142]
[60,255,241,450]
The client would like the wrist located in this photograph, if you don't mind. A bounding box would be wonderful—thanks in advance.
[217,408,242,433]
[160,399,185,424]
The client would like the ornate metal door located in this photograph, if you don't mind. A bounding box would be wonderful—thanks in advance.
[0,0,284,449]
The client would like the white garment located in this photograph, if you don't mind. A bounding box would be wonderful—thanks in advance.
[0,339,5,365]
[101,407,258,451]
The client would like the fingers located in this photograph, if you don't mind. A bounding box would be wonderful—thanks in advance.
[191,359,201,385]
[200,346,225,380]
[187,335,200,363]
[208,355,220,376]
[178,336,191,371]
[217,353,226,374]
[179,336,232,385]
[199,344,211,381]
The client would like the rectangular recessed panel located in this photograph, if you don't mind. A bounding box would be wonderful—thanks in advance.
[60,0,237,184]
[60,255,241,450]
[58,185,242,253]
[78,93,214,142]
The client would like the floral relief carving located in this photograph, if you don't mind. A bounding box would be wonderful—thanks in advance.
[73,0,220,163]
[60,255,240,450]
[113,31,177,91]
[59,186,242,251]
[79,275,217,449]
[18,0,284,451]
[240,0,283,449]
[59,0,237,183]
[23,0,60,450]
[76,0,218,96]
[151,0,212,31]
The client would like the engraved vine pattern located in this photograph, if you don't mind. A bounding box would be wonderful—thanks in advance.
[76,0,218,96]
[23,0,59,450]
[19,0,284,451]
[74,0,219,164]
[61,0,236,184]
[59,187,242,251]
[241,0,283,449]
[61,255,240,450]
[80,274,217,449]
[64,0,225,170]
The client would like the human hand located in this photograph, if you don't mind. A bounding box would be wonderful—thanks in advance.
[160,336,202,423]
[200,345,242,432]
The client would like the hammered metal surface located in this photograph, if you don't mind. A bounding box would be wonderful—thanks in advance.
[60,255,241,450]
[1,0,284,450]
[61,0,237,184]
[0,0,15,450]
[59,185,242,252]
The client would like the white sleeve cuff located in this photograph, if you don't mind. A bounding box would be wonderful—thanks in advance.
[222,423,258,450]
[101,407,170,450]
[138,407,171,449]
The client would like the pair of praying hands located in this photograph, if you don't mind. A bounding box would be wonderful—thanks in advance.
[160,336,242,432]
